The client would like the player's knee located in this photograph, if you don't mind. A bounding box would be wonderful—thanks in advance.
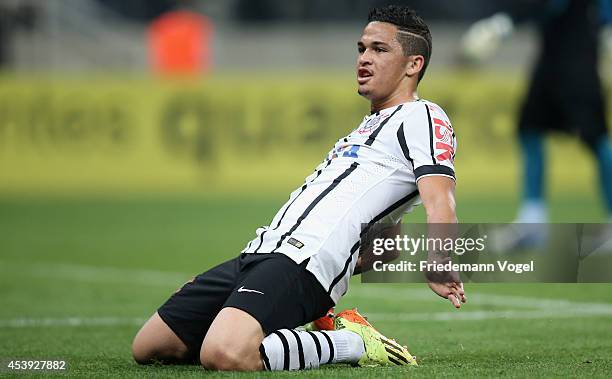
[200,343,238,370]
[131,335,189,365]
[199,344,225,370]
[131,315,190,364]
[131,335,155,364]
[200,342,258,371]
[200,307,265,370]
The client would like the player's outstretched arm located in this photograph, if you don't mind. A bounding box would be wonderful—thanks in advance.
[417,176,466,309]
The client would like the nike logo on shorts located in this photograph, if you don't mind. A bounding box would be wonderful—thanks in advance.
[237,286,264,295]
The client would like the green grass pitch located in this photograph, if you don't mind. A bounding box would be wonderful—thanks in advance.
[1,194,611,378]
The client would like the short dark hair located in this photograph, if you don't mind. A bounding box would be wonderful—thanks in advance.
[368,5,432,82]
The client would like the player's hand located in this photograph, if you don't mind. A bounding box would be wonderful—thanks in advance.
[426,273,466,309]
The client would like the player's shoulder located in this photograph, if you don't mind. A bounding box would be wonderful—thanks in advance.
[395,99,450,122]
[418,99,452,125]
[395,99,451,131]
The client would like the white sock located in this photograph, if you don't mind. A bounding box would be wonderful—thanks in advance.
[329,329,365,363]
[516,200,547,223]
[260,329,364,371]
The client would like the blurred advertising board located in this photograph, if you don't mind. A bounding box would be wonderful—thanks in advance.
[0,73,602,195]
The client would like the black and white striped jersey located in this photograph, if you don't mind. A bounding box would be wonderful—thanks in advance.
[241,99,457,304]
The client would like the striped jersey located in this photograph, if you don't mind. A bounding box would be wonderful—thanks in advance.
[241,99,457,303]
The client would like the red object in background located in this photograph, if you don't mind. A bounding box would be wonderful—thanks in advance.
[148,10,213,75]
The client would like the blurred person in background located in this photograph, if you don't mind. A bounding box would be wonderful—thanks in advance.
[462,0,612,247]
[0,1,37,67]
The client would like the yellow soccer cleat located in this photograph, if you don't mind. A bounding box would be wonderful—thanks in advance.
[334,309,417,367]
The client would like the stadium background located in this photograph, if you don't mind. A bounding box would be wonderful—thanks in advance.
[1,0,610,377]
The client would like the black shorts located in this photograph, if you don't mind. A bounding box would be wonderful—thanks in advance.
[518,60,608,149]
[157,253,333,358]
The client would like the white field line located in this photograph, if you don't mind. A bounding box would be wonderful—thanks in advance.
[0,261,190,288]
[1,261,612,328]
[2,306,612,329]
[0,317,146,328]
[346,285,612,321]
[6,260,611,311]
[366,308,612,322]
[347,285,612,312]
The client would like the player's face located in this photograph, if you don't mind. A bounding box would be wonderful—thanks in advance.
[357,22,411,103]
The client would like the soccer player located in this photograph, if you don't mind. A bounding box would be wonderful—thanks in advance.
[132,5,465,371]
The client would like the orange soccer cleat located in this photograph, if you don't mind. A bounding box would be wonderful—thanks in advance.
[313,308,336,331]
[306,308,374,332]
[303,308,335,331]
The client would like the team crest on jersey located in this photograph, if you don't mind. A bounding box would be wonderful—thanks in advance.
[357,113,385,135]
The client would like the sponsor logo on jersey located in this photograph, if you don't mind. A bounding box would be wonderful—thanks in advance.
[331,144,360,160]
[428,105,455,163]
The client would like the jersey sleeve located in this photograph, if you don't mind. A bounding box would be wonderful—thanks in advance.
[397,102,456,182]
